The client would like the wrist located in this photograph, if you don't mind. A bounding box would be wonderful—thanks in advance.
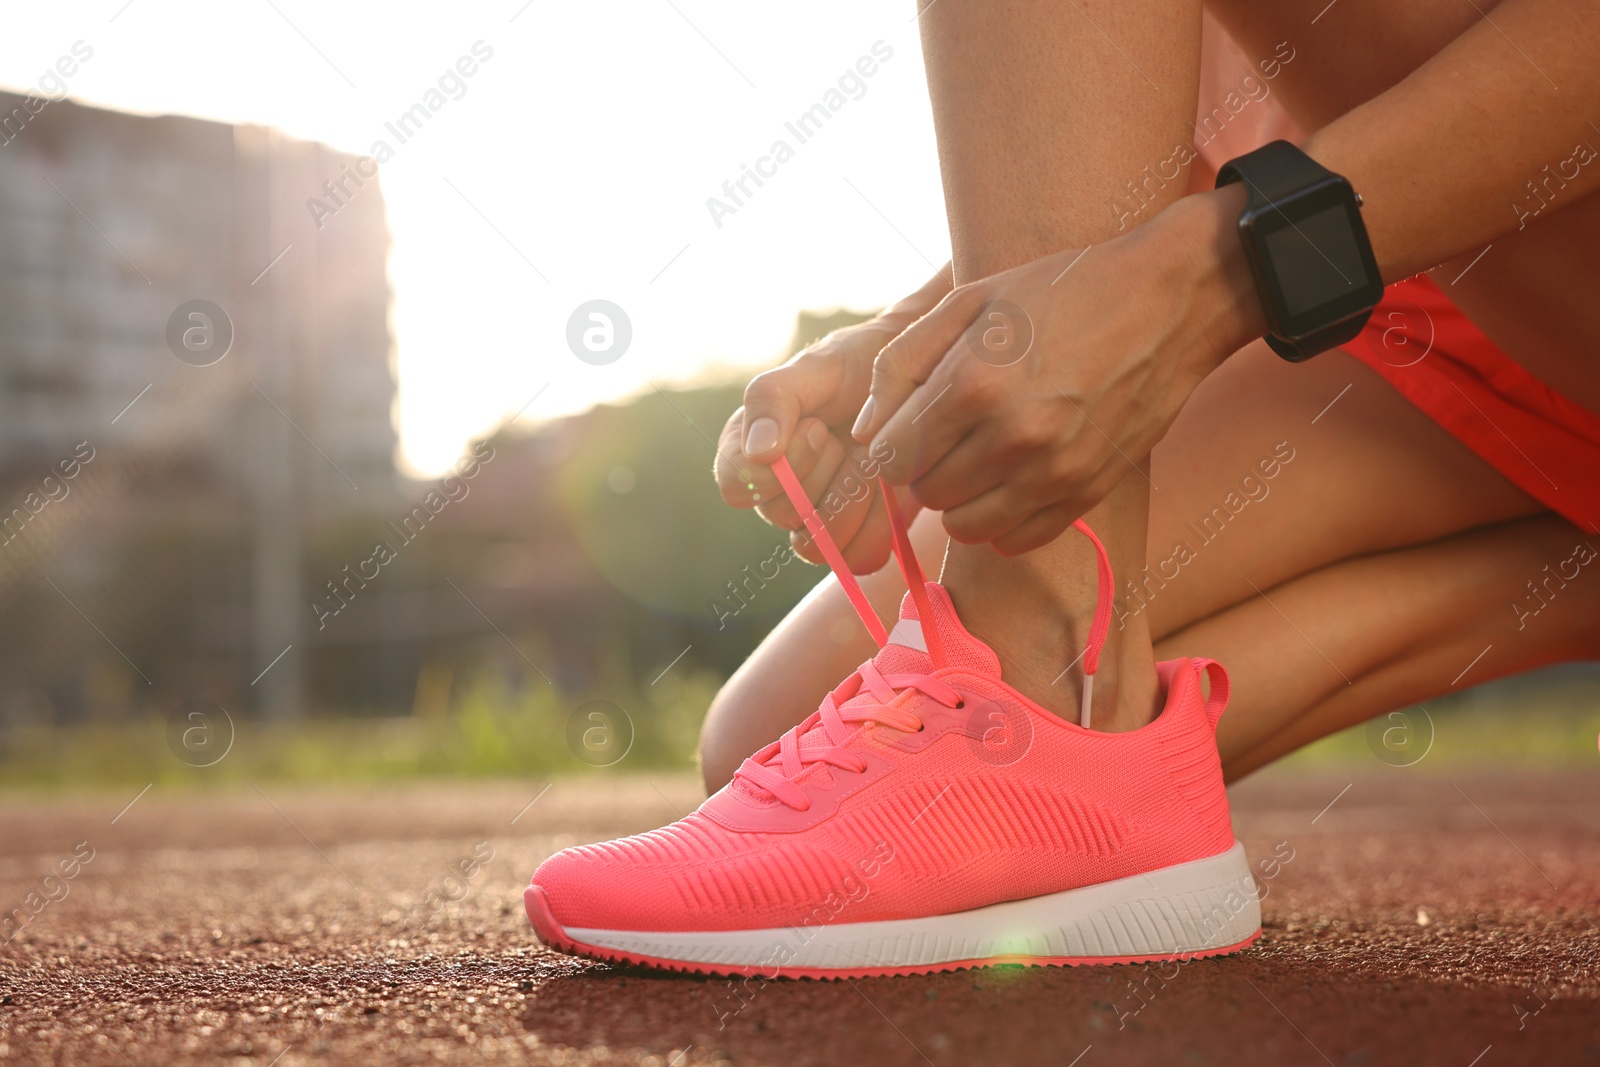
[1152,185,1268,374]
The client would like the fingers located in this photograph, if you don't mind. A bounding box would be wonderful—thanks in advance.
[739,325,880,464]
[754,420,847,529]
[837,490,895,574]
[905,385,1083,509]
[717,413,836,515]
[990,503,1079,557]
[940,463,1112,549]
[789,480,873,566]
[786,445,886,565]
[843,484,923,574]
[869,352,985,486]
[852,285,984,445]
[740,363,823,463]
[940,483,1034,546]
[907,428,1008,513]
[790,481,905,574]
[714,408,767,506]
[795,423,845,498]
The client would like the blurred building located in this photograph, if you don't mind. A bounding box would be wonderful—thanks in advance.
[0,91,890,732]
[0,90,398,720]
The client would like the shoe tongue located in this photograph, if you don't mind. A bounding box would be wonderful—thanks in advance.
[873,582,1003,678]
[797,582,1000,754]
[730,582,1002,806]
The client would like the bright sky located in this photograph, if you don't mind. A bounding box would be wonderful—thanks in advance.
[0,1,950,475]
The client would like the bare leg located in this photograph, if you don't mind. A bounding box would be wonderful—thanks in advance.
[919,0,1207,731]
[1140,347,1590,779]
[697,346,1576,792]
[701,506,1597,790]
[1164,514,1600,780]
[1138,345,1541,631]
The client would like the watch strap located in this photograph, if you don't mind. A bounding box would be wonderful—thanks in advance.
[1215,139,1333,209]
[1262,315,1368,363]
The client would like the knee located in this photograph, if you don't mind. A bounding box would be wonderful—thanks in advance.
[697,688,747,795]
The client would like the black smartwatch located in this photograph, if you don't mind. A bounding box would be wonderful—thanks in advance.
[1215,141,1383,362]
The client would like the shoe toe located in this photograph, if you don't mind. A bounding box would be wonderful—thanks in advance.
[530,827,709,932]
[531,843,644,930]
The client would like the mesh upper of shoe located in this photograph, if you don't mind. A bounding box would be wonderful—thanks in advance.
[531,584,1236,933]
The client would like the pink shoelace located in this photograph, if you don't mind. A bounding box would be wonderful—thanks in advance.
[731,456,1115,811]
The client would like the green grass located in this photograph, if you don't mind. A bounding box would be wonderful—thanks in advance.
[1279,668,1600,772]
[0,670,718,790]
[2,668,1596,793]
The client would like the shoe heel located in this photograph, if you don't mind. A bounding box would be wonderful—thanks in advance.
[1092,840,1262,958]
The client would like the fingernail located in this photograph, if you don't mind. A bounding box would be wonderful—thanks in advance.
[806,422,829,453]
[744,418,779,455]
[850,397,876,440]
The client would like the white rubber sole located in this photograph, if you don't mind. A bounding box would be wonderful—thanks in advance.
[541,841,1261,974]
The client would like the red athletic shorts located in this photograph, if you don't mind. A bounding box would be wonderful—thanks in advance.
[1345,275,1600,536]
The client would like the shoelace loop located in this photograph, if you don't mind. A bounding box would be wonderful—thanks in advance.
[734,660,963,811]
[732,455,1115,809]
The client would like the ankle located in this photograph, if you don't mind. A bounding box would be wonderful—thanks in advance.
[941,548,1162,733]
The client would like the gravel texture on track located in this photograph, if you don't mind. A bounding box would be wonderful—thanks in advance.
[1,768,1597,1066]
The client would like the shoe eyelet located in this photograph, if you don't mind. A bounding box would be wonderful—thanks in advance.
[954,699,965,710]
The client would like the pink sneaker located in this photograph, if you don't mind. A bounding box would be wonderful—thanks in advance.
[525,459,1260,977]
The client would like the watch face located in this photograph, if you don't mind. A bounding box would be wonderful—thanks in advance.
[1248,184,1382,336]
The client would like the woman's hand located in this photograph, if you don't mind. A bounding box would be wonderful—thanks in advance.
[851,188,1264,555]
[713,265,952,571]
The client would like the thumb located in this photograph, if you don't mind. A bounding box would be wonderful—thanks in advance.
[740,357,842,463]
